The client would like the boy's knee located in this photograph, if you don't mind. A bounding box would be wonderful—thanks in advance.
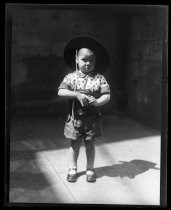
[71,139,82,147]
[84,140,94,147]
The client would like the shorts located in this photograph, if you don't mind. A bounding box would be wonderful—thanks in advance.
[64,113,103,141]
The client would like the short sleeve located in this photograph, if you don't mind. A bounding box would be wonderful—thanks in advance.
[99,75,110,95]
[58,74,72,90]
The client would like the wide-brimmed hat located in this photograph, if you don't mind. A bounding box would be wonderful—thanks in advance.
[63,36,110,74]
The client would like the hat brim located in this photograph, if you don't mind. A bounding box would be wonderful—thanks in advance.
[63,36,110,74]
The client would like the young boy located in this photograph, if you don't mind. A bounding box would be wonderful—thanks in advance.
[58,36,110,182]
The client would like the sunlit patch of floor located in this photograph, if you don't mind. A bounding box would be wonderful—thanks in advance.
[34,135,160,205]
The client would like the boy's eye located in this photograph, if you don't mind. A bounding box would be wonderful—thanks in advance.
[82,59,88,62]
[82,59,93,62]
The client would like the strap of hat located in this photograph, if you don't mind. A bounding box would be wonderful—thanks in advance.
[71,50,78,122]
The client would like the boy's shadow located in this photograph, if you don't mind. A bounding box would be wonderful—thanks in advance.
[77,160,160,179]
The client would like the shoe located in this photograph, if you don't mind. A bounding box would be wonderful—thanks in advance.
[86,169,96,182]
[67,168,77,182]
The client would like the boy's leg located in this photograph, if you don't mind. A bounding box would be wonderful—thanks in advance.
[69,138,82,169]
[84,140,95,169]
[84,140,96,182]
[67,139,82,182]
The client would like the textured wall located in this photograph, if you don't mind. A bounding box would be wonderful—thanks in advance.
[10,6,129,116]
[9,5,164,130]
[125,14,163,129]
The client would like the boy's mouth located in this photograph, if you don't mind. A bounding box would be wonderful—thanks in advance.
[81,66,93,72]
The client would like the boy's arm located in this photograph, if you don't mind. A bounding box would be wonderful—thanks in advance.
[58,89,90,106]
[89,74,110,107]
[90,94,110,107]
[58,88,78,99]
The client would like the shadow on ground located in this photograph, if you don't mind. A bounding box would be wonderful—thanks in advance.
[10,172,51,190]
[77,159,160,179]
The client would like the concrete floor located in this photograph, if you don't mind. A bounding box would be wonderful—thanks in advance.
[9,114,161,205]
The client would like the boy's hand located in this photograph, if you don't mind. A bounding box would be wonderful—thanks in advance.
[88,96,98,107]
[89,100,98,107]
[88,96,96,103]
[76,92,90,106]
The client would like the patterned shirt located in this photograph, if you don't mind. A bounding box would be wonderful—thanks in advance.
[58,70,110,115]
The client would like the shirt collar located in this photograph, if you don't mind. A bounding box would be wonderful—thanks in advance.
[77,70,95,78]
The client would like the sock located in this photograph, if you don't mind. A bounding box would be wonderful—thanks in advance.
[68,168,77,175]
[86,169,94,175]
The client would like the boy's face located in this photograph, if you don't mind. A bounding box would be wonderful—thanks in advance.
[76,48,96,74]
